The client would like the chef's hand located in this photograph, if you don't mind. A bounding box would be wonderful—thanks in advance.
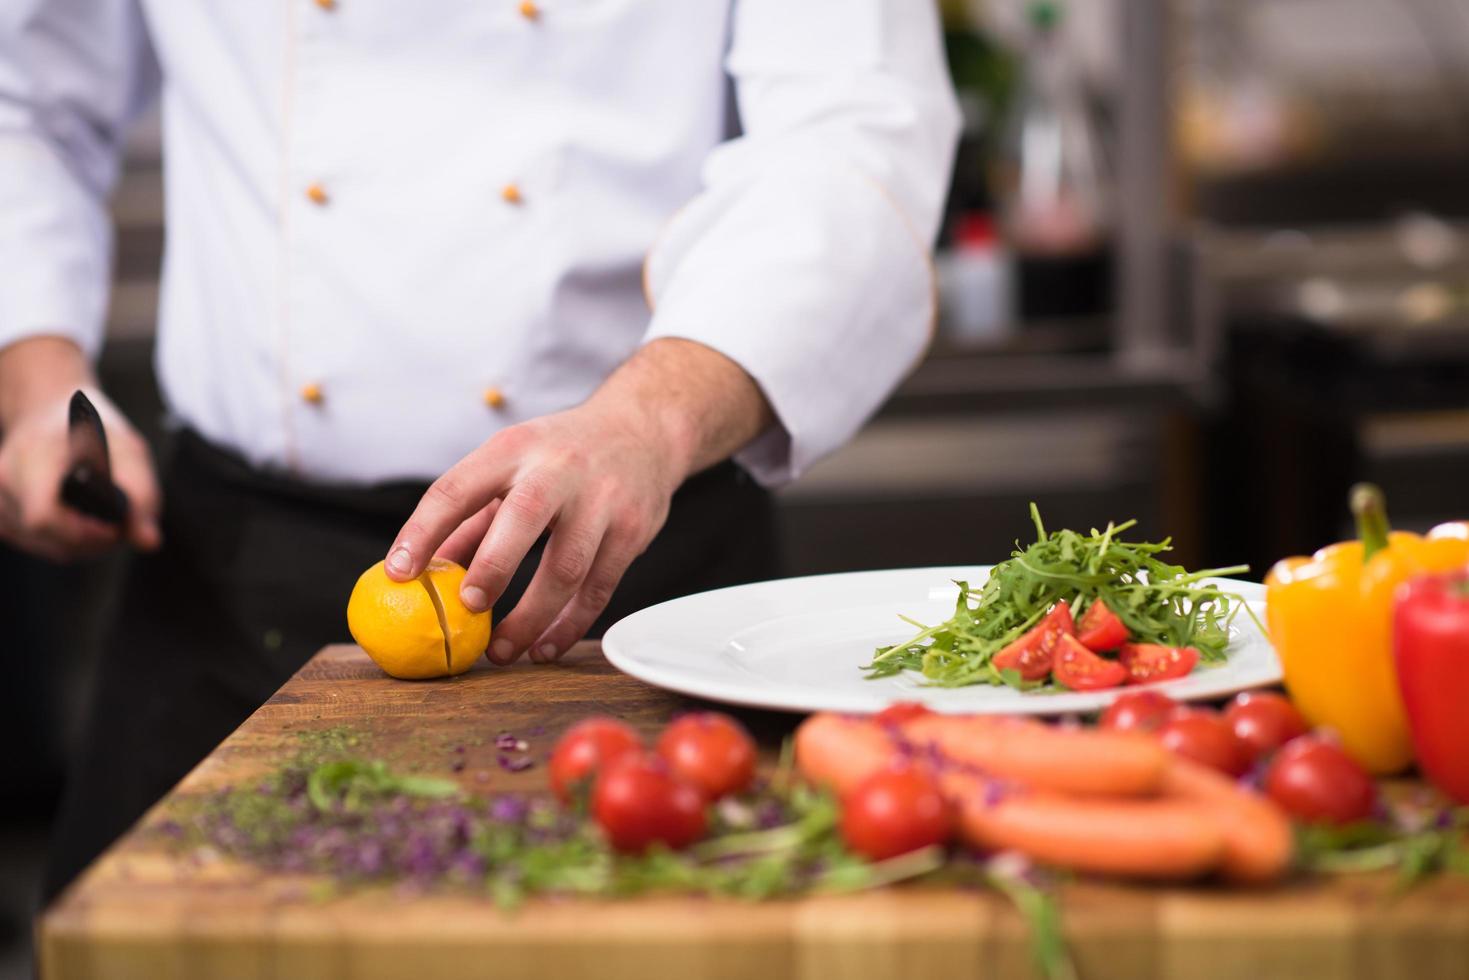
[0,337,162,561]
[386,338,773,665]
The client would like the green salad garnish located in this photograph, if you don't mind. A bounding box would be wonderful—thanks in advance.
[865,505,1257,690]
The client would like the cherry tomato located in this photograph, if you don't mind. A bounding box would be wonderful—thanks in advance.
[1264,735,1377,825]
[1224,692,1309,763]
[1098,689,1178,733]
[1077,600,1130,652]
[840,765,953,861]
[874,702,935,726]
[1157,711,1250,776]
[1117,643,1199,685]
[1051,634,1128,691]
[548,717,642,803]
[592,753,707,853]
[655,712,758,801]
[993,601,1075,681]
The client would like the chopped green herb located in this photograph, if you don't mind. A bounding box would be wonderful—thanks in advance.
[1297,808,1469,889]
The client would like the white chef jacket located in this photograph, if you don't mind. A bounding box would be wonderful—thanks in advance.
[0,0,959,487]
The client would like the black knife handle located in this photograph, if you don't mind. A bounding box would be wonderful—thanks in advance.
[60,463,130,526]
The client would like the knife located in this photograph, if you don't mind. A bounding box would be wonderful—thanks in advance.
[59,390,130,526]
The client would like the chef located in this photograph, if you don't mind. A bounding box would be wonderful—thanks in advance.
[0,1,958,896]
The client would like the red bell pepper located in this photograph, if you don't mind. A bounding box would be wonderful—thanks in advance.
[1393,569,1469,804]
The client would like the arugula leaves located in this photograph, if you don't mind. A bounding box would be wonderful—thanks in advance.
[866,504,1253,690]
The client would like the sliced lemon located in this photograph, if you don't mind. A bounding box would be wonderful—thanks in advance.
[346,558,492,679]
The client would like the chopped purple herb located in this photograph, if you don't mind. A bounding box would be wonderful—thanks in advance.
[488,794,530,825]
[497,753,535,773]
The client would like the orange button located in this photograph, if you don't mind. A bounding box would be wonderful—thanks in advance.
[483,386,507,409]
[500,183,523,205]
[300,383,325,405]
[306,183,329,206]
[518,0,540,20]
[315,0,336,10]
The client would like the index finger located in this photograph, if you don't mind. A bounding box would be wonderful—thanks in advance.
[387,449,510,581]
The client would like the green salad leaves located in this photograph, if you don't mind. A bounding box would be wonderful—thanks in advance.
[865,505,1255,690]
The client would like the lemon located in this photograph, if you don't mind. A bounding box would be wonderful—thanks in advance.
[346,558,492,679]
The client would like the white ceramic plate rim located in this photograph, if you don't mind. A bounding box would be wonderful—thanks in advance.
[602,565,1279,716]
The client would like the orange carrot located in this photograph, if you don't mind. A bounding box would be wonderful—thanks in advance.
[1161,758,1294,884]
[794,713,895,797]
[951,783,1226,879]
[899,714,1171,797]
[794,711,1286,883]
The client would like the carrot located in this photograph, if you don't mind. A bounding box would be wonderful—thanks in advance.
[950,782,1226,880]
[899,714,1171,797]
[1161,758,1294,884]
[796,712,1225,880]
[794,713,895,797]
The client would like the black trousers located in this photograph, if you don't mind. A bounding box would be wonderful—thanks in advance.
[43,430,778,901]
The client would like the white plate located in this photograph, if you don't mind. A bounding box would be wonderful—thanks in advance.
[602,566,1280,716]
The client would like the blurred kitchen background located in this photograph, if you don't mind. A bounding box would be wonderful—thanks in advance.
[5,0,1469,973]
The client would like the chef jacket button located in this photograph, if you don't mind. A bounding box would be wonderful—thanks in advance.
[306,183,329,206]
[518,1,541,21]
[483,386,507,409]
[300,383,325,405]
[501,183,523,205]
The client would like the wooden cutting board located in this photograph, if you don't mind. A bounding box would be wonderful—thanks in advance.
[39,644,1469,980]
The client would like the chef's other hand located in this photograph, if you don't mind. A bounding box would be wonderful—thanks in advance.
[386,338,773,665]
[0,337,162,562]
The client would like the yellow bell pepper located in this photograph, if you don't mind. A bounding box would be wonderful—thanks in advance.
[1265,485,1469,775]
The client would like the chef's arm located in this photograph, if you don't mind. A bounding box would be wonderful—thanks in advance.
[0,0,163,558]
[642,0,961,485]
[389,0,958,664]
[387,337,771,663]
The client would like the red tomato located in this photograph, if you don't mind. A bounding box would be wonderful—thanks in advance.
[655,712,758,801]
[1077,600,1130,652]
[1224,692,1309,763]
[1051,634,1127,691]
[993,601,1075,681]
[1098,690,1178,733]
[1157,712,1250,776]
[874,702,935,726]
[840,765,953,861]
[548,717,642,803]
[1117,644,1199,685]
[592,753,707,853]
[1264,735,1377,825]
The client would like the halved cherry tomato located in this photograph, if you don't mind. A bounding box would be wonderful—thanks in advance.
[1118,643,1199,685]
[1098,689,1177,733]
[1264,735,1377,825]
[993,601,1075,681]
[874,702,935,726]
[1224,692,1309,764]
[1077,600,1130,652]
[1051,633,1127,691]
[656,712,757,801]
[549,717,642,803]
[592,753,707,853]
[1157,711,1250,776]
[840,764,953,861]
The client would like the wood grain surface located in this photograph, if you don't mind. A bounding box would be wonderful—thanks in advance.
[38,644,1469,980]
